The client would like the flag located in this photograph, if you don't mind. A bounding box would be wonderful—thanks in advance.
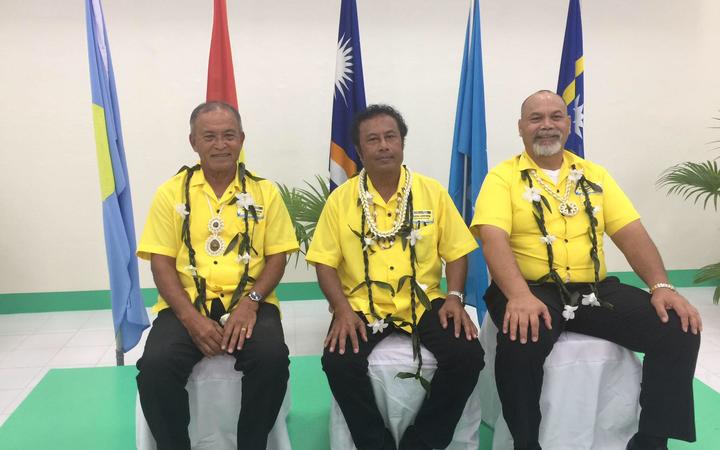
[85,0,149,355]
[556,0,585,157]
[329,0,367,190]
[448,0,489,321]
[207,0,245,161]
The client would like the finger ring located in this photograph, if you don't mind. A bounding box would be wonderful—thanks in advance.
[241,327,247,331]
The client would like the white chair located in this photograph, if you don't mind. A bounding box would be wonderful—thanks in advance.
[478,313,642,450]
[329,333,483,450]
[136,354,291,450]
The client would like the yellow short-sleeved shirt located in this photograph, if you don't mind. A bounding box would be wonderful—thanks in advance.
[138,166,299,314]
[306,169,478,330]
[470,151,640,283]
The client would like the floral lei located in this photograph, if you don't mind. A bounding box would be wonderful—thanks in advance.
[174,162,261,318]
[521,163,614,320]
[349,166,433,392]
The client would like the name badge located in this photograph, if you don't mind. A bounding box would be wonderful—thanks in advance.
[412,210,434,226]
[238,205,264,220]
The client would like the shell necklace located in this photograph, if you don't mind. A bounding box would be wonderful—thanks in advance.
[358,167,413,247]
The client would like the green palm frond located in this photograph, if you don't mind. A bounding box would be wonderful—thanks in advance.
[694,262,720,304]
[277,176,330,266]
[657,160,720,211]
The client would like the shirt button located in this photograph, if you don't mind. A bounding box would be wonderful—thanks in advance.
[564,239,569,243]
[389,266,394,270]
[566,266,570,270]
[220,293,224,298]
[214,261,218,265]
[216,209,220,213]
[387,212,392,217]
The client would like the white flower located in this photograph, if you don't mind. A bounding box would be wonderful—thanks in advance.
[539,234,556,245]
[367,318,389,334]
[235,192,255,210]
[522,186,542,203]
[581,292,601,307]
[237,252,251,264]
[364,191,373,201]
[408,229,423,246]
[175,203,189,217]
[592,205,601,216]
[562,305,578,321]
[363,237,375,250]
[184,265,198,277]
[219,313,230,327]
[417,283,428,292]
[569,168,584,183]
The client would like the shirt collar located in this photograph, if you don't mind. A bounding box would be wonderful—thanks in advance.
[518,150,586,184]
[190,163,243,203]
[365,167,408,207]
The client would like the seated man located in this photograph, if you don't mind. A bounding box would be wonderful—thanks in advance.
[136,101,299,450]
[471,90,702,450]
[306,104,485,450]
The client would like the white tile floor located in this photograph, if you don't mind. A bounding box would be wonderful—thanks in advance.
[1,288,719,427]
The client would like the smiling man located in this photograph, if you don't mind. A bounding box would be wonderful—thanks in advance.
[471,90,701,450]
[135,101,299,450]
[307,104,484,450]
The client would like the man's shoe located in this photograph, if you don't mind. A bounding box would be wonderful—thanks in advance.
[626,434,669,450]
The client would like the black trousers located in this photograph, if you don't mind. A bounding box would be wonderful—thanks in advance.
[484,277,700,450]
[136,303,290,450]
[322,298,485,450]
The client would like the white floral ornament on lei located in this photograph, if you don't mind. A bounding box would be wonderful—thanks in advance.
[562,304,578,321]
[539,234,556,245]
[367,318,389,334]
[581,292,601,307]
[175,204,189,217]
[235,192,255,210]
[522,186,542,203]
[408,229,423,246]
[184,265,198,277]
[237,252,251,264]
[592,205,601,216]
[568,168,584,183]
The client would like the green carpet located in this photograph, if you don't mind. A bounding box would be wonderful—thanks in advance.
[0,356,718,449]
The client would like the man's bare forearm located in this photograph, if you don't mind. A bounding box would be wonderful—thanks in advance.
[150,254,201,323]
[610,220,669,287]
[445,256,467,294]
[316,263,354,314]
[478,225,531,299]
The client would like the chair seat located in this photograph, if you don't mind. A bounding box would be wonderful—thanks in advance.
[136,354,291,450]
[329,333,483,450]
[478,313,642,450]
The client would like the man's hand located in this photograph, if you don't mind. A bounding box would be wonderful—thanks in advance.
[650,288,702,335]
[324,306,367,355]
[182,312,224,357]
[221,298,259,352]
[504,293,552,344]
[438,297,478,340]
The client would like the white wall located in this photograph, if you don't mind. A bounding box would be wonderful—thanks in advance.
[1,0,718,294]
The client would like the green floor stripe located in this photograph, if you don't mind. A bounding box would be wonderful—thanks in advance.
[0,269,714,314]
[1,359,718,449]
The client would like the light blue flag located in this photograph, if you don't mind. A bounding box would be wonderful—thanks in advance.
[85,0,149,355]
[448,0,489,322]
[557,0,584,156]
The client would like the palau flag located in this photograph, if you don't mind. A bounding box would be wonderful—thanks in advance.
[207,0,244,162]
[85,0,149,357]
[448,0,489,321]
[557,0,585,157]
[329,0,366,191]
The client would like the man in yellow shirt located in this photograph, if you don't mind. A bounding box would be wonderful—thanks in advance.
[471,90,701,450]
[136,102,299,450]
[307,104,484,450]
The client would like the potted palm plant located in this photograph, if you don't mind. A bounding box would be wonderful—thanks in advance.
[657,124,720,303]
[277,176,330,266]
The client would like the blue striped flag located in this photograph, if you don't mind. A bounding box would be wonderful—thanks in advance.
[557,0,585,157]
[448,0,489,321]
[329,0,367,191]
[85,0,149,355]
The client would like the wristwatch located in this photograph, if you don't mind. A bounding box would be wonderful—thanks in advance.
[447,290,465,303]
[649,282,676,294]
[248,290,263,302]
